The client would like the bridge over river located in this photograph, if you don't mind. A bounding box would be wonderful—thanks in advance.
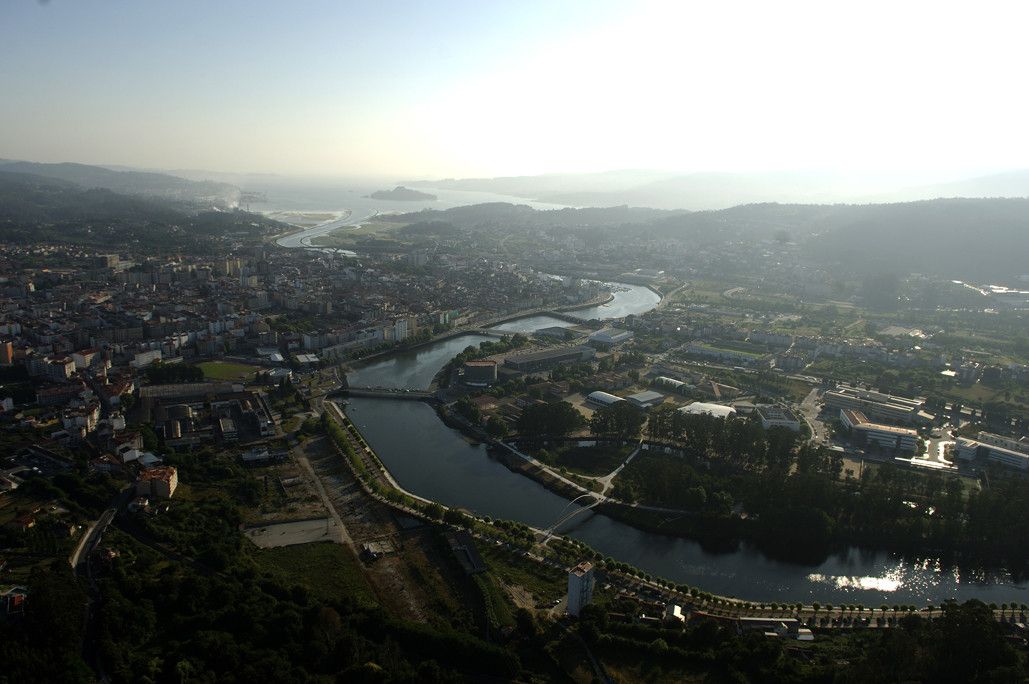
[330,386,436,401]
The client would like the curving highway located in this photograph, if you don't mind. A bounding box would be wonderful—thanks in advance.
[275,209,375,250]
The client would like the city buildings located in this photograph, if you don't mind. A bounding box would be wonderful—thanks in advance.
[755,405,802,432]
[956,432,1029,471]
[135,466,178,499]
[839,409,920,453]
[823,388,933,426]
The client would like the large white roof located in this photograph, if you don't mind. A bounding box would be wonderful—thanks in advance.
[679,402,736,418]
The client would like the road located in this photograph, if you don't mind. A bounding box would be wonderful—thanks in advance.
[70,508,115,569]
[76,489,131,684]
[799,388,827,443]
[274,209,370,250]
[295,448,361,556]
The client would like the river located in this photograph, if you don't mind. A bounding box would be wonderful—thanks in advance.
[344,285,1029,605]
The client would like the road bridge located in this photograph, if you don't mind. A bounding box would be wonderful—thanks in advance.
[329,386,436,401]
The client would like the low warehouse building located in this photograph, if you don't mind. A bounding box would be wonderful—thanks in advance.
[626,390,665,410]
[585,391,625,408]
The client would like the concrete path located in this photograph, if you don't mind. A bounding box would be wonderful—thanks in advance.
[296,451,360,556]
[594,443,642,496]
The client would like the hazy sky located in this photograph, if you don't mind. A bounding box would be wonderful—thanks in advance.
[2,0,1028,179]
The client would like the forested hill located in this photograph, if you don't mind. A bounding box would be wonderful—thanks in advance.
[0,171,183,223]
[391,198,1029,280]
[0,159,240,207]
[0,171,282,252]
[642,198,1029,279]
[387,202,684,228]
[802,199,1029,279]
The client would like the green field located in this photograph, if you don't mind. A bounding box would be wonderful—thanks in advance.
[198,360,260,381]
[250,541,378,608]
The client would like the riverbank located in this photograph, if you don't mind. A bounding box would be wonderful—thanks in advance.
[490,444,601,500]
[332,398,1029,620]
[347,290,616,374]
[432,406,1029,579]
[339,279,1029,605]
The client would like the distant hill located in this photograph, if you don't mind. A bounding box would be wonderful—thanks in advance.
[860,170,1029,203]
[635,199,1029,280]
[0,171,280,252]
[366,186,437,201]
[799,198,1029,280]
[387,202,682,228]
[390,198,1029,281]
[409,169,1029,211]
[406,169,679,199]
[0,159,241,208]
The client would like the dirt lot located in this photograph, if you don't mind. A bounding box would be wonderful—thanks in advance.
[240,449,328,525]
[244,518,343,548]
[304,433,478,629]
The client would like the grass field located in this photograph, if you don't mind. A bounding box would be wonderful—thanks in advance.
[250,541,378,608]
[198,361,261,381]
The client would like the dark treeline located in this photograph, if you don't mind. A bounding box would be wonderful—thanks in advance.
[0,444,520,683]
[574,599,1026,683]
[618,407,1029,569]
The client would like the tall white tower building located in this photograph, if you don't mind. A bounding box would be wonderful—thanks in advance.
[567,561,595,617]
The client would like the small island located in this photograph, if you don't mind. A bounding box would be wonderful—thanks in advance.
[366,185,437,201]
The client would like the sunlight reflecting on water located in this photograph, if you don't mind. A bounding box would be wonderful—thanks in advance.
[807,572,903,592]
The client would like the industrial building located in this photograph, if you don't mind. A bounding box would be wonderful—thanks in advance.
[504,345,595,372]
[534,326,579,341]
[567,561,595,617]
[839,409,919,452]
[625,390,665,410]
[588,328,634,349]
[138,382,275,446]
[652,376,690,394]
[462,360,498,386]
